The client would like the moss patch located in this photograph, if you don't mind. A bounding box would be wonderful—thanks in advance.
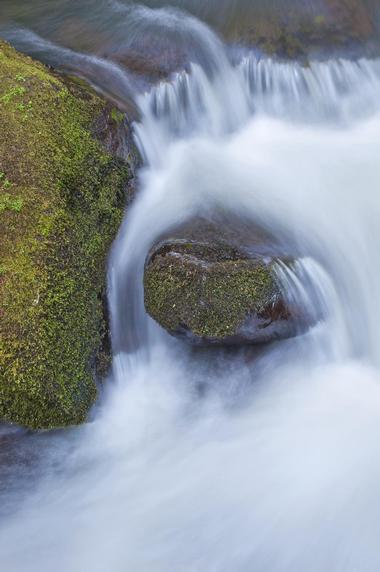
[144,242,279,340]
[0,40,130,429]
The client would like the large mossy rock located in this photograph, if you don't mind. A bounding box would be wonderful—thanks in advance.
[144,236,297,346]
[0,40,132,429]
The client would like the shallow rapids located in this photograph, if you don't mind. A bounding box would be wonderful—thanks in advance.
[2,3,380,571]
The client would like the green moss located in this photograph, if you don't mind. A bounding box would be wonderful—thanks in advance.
[0,85,27,103]
[314,15,326,26]
[111,108,125,125]
[0,171,13,190]
[0,40,130,429]
[144,246,278,340]
[0,193,23,213]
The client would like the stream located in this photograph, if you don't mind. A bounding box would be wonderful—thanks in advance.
[2,1,380,571]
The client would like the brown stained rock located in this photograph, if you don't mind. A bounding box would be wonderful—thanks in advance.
[108,45,189,81]
[235,0,377,57]
[326,0,374,38]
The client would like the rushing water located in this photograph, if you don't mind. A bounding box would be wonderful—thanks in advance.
[3,2,380,571]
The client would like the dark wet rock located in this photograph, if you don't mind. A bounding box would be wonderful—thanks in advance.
[110,47,188,82]
[233,0,378,58]
[144,218,301,346]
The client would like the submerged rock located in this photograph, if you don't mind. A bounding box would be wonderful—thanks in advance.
[144,221,299,346]
[0,40,133,429]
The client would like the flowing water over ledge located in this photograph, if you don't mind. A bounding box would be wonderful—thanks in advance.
[2,2,380,571]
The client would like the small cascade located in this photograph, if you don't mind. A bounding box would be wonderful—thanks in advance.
[241,55,380,120]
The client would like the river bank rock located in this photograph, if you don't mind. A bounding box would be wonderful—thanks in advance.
[144,223,298,346]
[0,40,133,429]
[234,0,377,58]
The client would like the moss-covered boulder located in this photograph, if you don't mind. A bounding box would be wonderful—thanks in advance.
[144,238,298,346]
[0,40,132,429]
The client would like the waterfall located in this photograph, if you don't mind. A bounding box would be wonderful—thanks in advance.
[2,4,380,571]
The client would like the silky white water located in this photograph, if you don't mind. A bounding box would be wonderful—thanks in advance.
[2,10,380,571]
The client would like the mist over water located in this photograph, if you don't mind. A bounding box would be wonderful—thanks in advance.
[2,2,380,571]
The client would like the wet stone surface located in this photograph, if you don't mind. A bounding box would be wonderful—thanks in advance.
[144,217,306,346]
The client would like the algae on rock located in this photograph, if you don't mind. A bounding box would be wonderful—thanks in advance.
[0,40,131,429]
